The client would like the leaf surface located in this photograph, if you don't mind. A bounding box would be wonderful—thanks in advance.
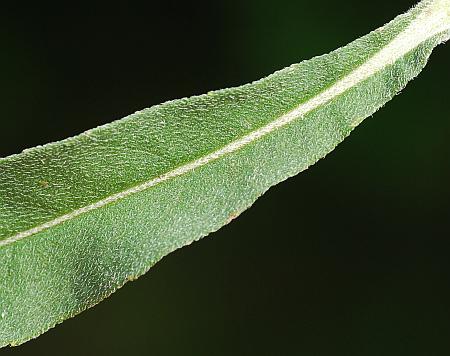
[1,0,449,346]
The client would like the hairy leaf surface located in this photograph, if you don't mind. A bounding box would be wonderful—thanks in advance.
[0,0,449,346]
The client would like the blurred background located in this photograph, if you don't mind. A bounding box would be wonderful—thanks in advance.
[1,0,450,354]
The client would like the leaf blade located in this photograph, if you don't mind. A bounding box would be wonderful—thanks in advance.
[0,0,449,346]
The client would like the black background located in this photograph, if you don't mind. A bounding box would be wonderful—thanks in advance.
[2,0,450,355]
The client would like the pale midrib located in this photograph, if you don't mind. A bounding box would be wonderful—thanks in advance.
[1,1,449,247]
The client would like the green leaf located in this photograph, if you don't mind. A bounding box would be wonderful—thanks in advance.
[1,0,449,347]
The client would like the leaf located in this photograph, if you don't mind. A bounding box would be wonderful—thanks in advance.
[1,0,449,347]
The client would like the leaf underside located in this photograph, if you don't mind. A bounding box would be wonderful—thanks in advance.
[0,0,449,347]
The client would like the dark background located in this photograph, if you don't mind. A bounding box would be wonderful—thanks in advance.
[2,0,450,355]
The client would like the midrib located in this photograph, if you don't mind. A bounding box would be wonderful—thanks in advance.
[1,1,449,247]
